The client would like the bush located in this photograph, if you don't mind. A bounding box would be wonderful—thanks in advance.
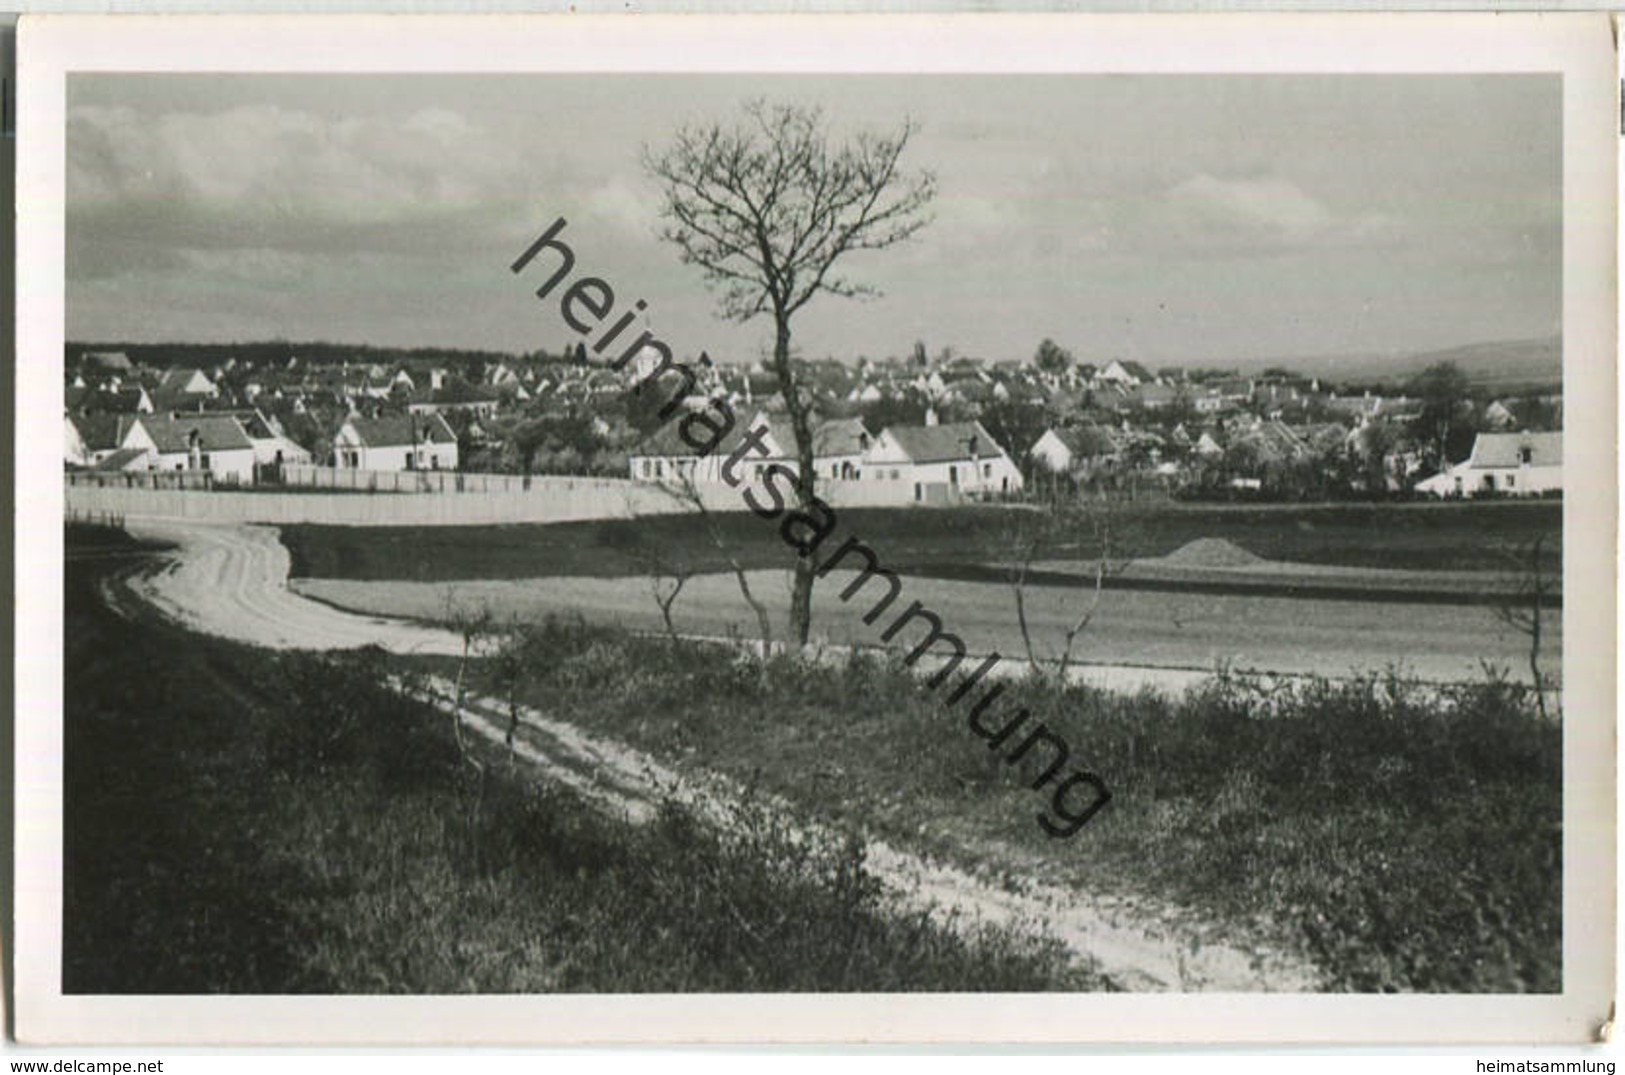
[490,623,1562,993]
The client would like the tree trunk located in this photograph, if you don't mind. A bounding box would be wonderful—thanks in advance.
[1529,542,1547,721]
[772,311,818,646]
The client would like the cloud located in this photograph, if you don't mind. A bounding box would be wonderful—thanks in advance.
[66,102,542,280]
[1168,174,1332,241]
[581,174,662,242]
[1145,172,1401,255]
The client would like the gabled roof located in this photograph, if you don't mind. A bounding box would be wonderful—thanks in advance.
[883,421,1006,464]
[197,408,278,440]
[1469,431,1562,468]
[415,379,501,406]
[157,367,214,394]
[343,413,458,448]
[91,447,151,472]
[70,413,136,453]
[134,414,254,453]
[630,411,799,461]
[813,417,871,457]
[77,386,150,414]
[1050,424,1120,458]
[1234,419,1308,462]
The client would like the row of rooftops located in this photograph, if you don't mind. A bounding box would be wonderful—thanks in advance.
[69,411,266,459]
[631,410,1011,468]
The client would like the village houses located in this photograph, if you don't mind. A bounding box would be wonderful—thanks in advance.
[1416,431,1562,498]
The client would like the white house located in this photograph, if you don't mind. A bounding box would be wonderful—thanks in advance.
[334,413,460,471]
[154,367,220,399]
[1416,431,1562,498]
[239,411,313,467]
[863,420,1023,503]
[814,418,872,481]
[66,414,141,467]
[407,380,502,418]
[120,414,257,484]
[628,413,1020,505]
[628,412,869,486]
[628,410,798,486]
[1030,425,1120,474]
[1096,359,1156,387]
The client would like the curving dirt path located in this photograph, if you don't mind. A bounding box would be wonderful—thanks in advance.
[124,520,468,655]
[113,519,1323,992]
[421,676,1320,992]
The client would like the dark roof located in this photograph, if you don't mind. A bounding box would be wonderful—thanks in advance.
[1051,424,1119,458]
[345,413,457,448]
[91,447,150,472]
[1470,431,1562,468]
[68,386,147,415]
[1117,360,1155,382]
[136,414,254,453]
[630,411,800,461]
[812,417,871,457]
[420,379,501,406]
[883,421,1006,464]
[195,408,277,439]
[70,414,134,452]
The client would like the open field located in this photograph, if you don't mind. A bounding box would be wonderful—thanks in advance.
[297,566,1561,686]
[281,500,1564,582]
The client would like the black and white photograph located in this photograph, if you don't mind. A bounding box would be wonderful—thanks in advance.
[14,13,1617,1046]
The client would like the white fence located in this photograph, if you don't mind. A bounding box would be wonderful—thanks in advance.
[276,464,637,496]
[63,471,943,527]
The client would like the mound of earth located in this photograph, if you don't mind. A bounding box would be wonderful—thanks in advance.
[1158,537,1267,568]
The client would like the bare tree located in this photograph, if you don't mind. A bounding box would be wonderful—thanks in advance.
[644,99,937,645]
[1493,533,1558,720]
[649,472,776,655]
[627,531,696,644]
[441,589,495,759]
[487,618,536,757]
[1003,494,1135,683]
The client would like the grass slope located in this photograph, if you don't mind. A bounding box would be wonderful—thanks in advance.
[63,531,1088,993]
[463,617,1563,993]
[283,500,1562,583]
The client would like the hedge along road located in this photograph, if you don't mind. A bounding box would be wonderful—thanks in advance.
[107,517,1324,990]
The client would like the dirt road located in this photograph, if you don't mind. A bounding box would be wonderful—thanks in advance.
[420,674,1321,992]
[113,518,1325,991]
[125,520,468,655]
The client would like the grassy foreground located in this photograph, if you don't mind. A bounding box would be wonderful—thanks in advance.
[282,499,1562,582]
[464,617,1563,993]
[63,538,1090,992]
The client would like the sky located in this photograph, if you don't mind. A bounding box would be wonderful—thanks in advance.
[66,73,1561,367]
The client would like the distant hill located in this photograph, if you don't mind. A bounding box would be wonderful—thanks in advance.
[1231,336,1562,393]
